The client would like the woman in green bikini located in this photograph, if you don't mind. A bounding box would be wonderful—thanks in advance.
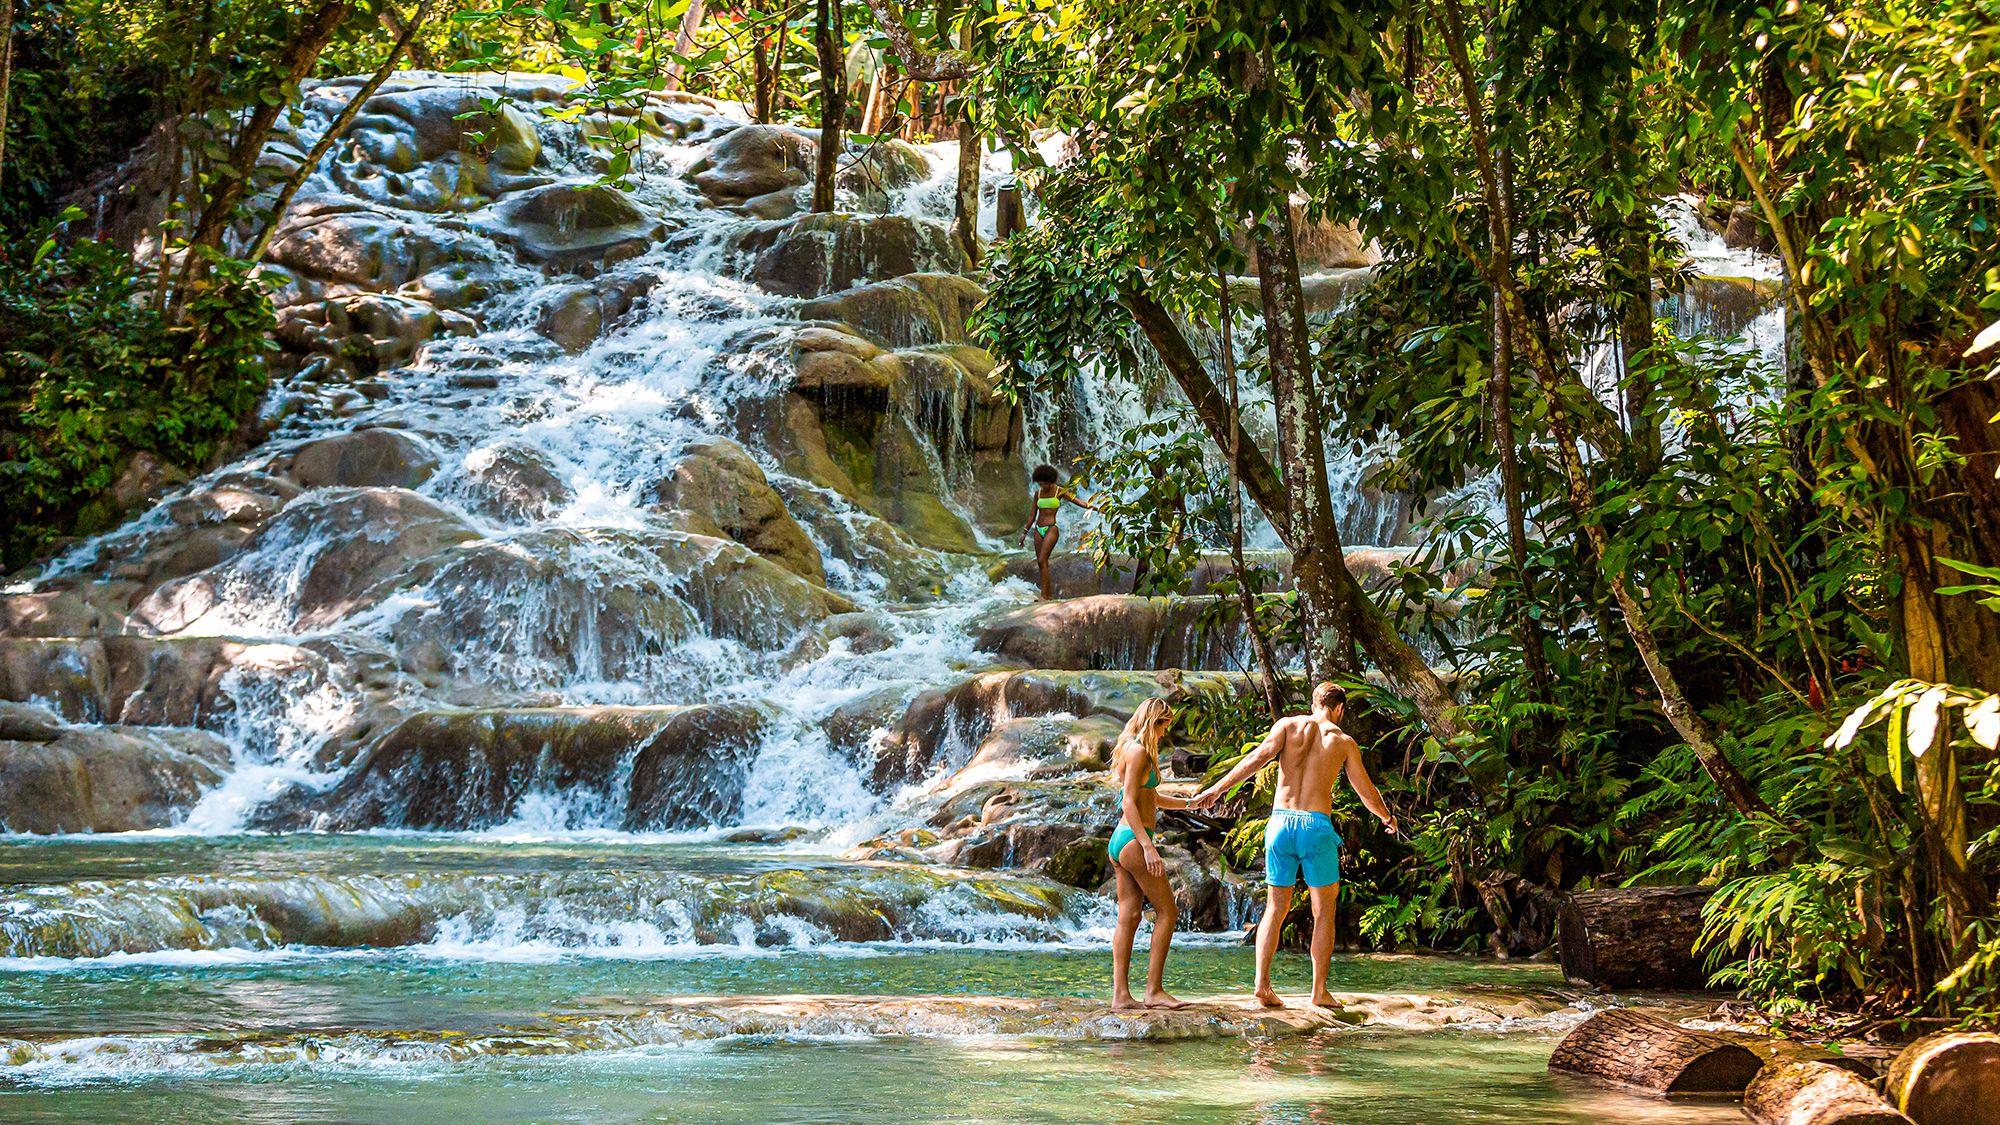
[1107,697,1195,1010]
[1022,463,1096,600]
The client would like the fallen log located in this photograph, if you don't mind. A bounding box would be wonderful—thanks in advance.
[1745,1060,1913,1125]
[1885,1031,2000,1125]
[1547,1008,1763,1096]
[1558,885,1713,990]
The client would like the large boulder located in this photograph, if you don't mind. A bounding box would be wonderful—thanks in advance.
[385,530,702,687]
[309,704,769,830]
[132,488,479,633]
[482,182,666,273]
[797,273,985,350]
[640,531,856,649]
[327,76,553,211]
[263,199,504,294]
[457,440,575,522]
[0,725,231,833]
[0,700,65,741]
[651,438,823,584]
[688,124,815,216]
[737,213,964,298]
[974,595,1257,671]
[688,126,933,218]
[273,429,439,490]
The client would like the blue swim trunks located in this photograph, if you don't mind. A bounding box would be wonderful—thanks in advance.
[1264,808,1342,888]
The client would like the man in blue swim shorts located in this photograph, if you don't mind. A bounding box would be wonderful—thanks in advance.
[1192,682,1397,1009]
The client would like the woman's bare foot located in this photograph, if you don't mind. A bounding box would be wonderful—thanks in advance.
[1143,990,1188,1010]
[1253,988,1286,1009]
[1310,992,1339,1009]
[1111,994,1146,1011]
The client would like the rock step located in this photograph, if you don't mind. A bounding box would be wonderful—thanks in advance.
[974,594,1272,672]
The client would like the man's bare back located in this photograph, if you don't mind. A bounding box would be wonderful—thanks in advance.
[1267,714,1353,815]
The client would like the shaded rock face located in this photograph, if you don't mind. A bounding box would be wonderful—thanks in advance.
[652,438,825,584]
[975,595,1259,672]
[737,213,965,298]
[751,318,1023,551]
[302,704,770,831]
[0,725,230,833]
[457,440,575,522]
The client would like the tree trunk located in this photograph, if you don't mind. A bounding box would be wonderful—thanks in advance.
[1255,213,1347,682]
[1437,0,1767,816]
[811,0,844,213]
[173,0,355,313]
[1885,1032,2000,1125]
[1557,885,1713,990]
[753,14,779,123]
[1745,1061,1912,1125]
[1547,1009,1764,1097]
[949,20,979,267]
[0,0,14,185]
[859,63,886,134]
[995,184,1025,240]
[245,0,437,267]
[378,3,437,70]
[1220,264,1286,720]
[663,0,708,91]
[1120,284,1466,741]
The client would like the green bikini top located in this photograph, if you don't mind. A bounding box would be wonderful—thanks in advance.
[1036,495,1061,509]
[1143,762,1159,789]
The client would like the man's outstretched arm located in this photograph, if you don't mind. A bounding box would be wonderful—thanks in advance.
[1192,723,1285,807]
[1343,739,1398,834]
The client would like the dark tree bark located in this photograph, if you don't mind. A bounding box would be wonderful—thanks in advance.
[1547,1009,1764,1097]
[1557,885,1713,990]
[811,0,845,212]
[995,184,1025,239]
[378,3,438,70]
[1746,1061,1912,1125]
[1219,264,1286,720]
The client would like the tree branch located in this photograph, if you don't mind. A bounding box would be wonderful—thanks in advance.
[857,0,972,81]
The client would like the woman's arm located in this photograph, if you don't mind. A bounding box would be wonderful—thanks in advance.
[1119,751,1165,876]
[1060,488,1101,513]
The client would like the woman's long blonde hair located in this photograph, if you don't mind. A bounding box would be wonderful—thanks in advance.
[1111,697,1173,780]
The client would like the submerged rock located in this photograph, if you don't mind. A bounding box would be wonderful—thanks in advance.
[0,863,1087,959]
[0,725,230,833]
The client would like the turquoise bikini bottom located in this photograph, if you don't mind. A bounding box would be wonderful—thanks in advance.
[1108,823,1138,864]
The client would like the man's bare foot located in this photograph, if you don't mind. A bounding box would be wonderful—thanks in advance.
[1143,990,1188,1010]
[1111,994,1145,1011]
[1310,992,1338,1009]
[1253,988,1286,1009]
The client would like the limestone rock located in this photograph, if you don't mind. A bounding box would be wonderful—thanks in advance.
[275,429,439,490]
[974,595,1256,671]
[797,273,986,350]
[264,199,502,293]
[132,488,479,632]
[737,213,964,298]
[0,725,230,833]
[651,438,823,584]
[458,440,575,522]
[688,124,815,212]
[311,704,768,830]
[485,182,665,273]
[0,700,65,742]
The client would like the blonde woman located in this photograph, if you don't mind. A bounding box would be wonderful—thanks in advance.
[1106,697,1195,1010]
